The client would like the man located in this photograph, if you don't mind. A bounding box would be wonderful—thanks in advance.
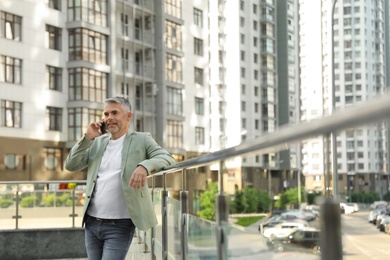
[65,97,175,260]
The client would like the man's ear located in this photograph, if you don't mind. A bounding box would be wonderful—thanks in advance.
[128,112,133,121]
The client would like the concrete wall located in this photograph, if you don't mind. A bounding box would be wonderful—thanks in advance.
[0,228,86,259]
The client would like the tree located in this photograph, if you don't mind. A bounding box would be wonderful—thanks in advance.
[198,181,218,221]
[230,185,271,213]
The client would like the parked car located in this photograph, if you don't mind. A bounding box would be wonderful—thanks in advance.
[262,221,309,239]
[378,216,390,232]
[340,203,355,214]
[368,209,386,225]
[266,227,321,255]
[370,201,388,210]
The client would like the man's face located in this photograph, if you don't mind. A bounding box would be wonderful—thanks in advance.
[103,102,132,139]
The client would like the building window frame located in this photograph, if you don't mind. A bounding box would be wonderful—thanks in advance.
[0,11,22,41]
[195,127,205,145]
[1,100,22,128]
[194,37,203,56]
[0,55,22,84]
[47,65,62,91]
[193,8,203,27]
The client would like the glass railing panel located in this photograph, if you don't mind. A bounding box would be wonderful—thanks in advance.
[152,189,163,260]
[221,220,320,259]
[17,188,84,229]
[185,214,217,259]
[166,196,181,259]
[0,183,85,230]
[0,185,17,230]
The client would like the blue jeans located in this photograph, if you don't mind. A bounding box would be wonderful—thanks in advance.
[85,215,136,260]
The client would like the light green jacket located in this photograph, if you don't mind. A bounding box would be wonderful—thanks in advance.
[65,131,176,230]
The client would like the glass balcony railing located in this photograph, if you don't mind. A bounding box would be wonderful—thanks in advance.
[2,93,390,259]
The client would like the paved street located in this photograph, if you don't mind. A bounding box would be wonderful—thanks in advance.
[342,210,390,260]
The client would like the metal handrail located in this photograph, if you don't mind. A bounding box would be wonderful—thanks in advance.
[155,93,390,175]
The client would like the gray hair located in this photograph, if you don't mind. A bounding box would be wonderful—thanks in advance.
[105,97,132,113]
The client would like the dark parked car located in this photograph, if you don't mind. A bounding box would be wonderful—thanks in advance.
[266,227,321,255]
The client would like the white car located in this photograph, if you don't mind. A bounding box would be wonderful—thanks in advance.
[340,203,354,214]
[262,221,309,239]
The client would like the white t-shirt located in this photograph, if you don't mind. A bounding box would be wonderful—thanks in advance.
[87,134,130,219]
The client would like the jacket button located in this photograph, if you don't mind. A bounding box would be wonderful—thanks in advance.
[87,196,91,199]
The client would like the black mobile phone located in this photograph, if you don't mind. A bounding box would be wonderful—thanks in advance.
[100,121,107,134]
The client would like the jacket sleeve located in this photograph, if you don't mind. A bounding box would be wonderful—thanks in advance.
[137,133,176,174]
[65,135,94,172]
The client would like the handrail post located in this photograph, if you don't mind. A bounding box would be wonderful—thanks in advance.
[320,198,343,260]
[216,160,228,260]
[12,184,21,229]
[150,175,155,259]
[179,169,188,260]
[161,173,168,260]
[69,188,77,228]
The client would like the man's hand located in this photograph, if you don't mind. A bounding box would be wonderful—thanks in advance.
[129,165,148,189]
[85,121,105,140]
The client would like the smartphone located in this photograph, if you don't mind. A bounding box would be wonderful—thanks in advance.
[100,121,107,134]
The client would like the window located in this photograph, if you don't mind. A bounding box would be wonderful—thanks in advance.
[165,20,182,51]
[68,107,102,141]
[195,127,205,145]
[166,54,182,83]
[3,153,25,170]
[194,67,203,85]
[240,17,245,27]
[240,34,245,44]
[193,8,203,27]
[1,100,22,128]
[121,13,129,36]
[194,37,203,56]
[121,48,129,71]
[241,67,245,78]
[240,0,244,10]
[42,148,62,171]
[241,51,245,61]
[241,101,246,112]
[195,97,204,115]
[241,84,246,95]
[47,66,62,91]
[167,87,182,116]
[46,107,62,131]
[255,119,259,130]
[165,0,181,19]
[0,11,22,41]
[69,28,108,64]
[47,0,61,10]
[68,68,107,102]
[254,53,258,63]
[253,20,258,30]
[0,55,22,84]
[167,120,183,148]
[68,0,108,26]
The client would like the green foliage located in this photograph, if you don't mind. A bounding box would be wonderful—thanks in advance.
[351,191,379,203]
[230,185,271,214]
[307,191,322,205]
[234,216,264,227]
[383,192,390,202]
[198,181,218,221]
[274,187,305,209]
[0,199,13,208]
[20,196,39,208]
[42,193,73,207]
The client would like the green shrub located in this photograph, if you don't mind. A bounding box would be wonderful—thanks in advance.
[20,196,39,208]
[0,199,13,208]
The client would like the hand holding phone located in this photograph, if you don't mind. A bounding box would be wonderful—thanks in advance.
[100,121,107,135]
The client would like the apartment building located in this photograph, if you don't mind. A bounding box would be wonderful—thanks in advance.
[299,0,389,198]
[0,0,209,187]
